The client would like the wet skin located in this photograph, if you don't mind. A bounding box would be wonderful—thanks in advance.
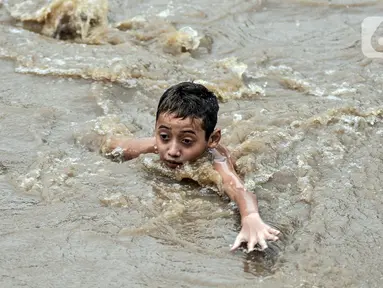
[106,112,281,251]
[154,113,220,169]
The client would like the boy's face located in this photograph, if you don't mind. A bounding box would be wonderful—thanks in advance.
[155,113,220,169]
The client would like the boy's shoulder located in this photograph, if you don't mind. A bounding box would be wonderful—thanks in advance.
[209,144,237,171]
[208,147,228,162]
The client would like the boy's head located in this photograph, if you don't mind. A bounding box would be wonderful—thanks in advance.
[154,82,221,168]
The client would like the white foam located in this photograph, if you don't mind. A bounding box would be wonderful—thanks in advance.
[233,113,242,122]
[326,95,342,101]
[9,27,23,34]
[157,9,171,18]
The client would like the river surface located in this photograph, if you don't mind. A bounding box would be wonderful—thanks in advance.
[1,0,383,287]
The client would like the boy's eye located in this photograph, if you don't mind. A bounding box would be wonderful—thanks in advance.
[160,133,169,141]
[182,139,194,146]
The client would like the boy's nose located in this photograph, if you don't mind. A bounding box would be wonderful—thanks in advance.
[167,142,181,158]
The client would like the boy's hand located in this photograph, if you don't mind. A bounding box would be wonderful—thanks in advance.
[230,212,280,252]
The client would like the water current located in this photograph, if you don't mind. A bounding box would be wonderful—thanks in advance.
[1,0,383,287]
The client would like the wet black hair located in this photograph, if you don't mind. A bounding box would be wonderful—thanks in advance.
[156,82,219,140]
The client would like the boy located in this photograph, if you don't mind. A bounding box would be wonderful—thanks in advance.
[103,82,280,252]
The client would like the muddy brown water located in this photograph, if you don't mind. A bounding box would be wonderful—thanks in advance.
[1,0,383,287]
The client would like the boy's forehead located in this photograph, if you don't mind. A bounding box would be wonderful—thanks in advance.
[156,113,204,130]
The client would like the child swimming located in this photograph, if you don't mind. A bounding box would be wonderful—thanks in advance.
[102,81,280,252]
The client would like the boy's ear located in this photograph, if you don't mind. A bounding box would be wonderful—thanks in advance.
[208,128,221,149]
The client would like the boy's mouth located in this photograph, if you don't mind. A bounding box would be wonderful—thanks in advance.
[164,159,182,169]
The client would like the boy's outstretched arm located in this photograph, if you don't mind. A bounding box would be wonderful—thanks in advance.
[105,136,156,160]
[212,145,280,252]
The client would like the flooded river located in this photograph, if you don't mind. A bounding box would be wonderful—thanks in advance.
[1,0,382,287]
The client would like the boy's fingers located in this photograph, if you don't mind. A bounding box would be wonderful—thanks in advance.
[259,239,268,251]
[271,235,279,241]
[269,227,280,235]
[247,238,257,252]
[230,235,243,251]
[265,231,279,242]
